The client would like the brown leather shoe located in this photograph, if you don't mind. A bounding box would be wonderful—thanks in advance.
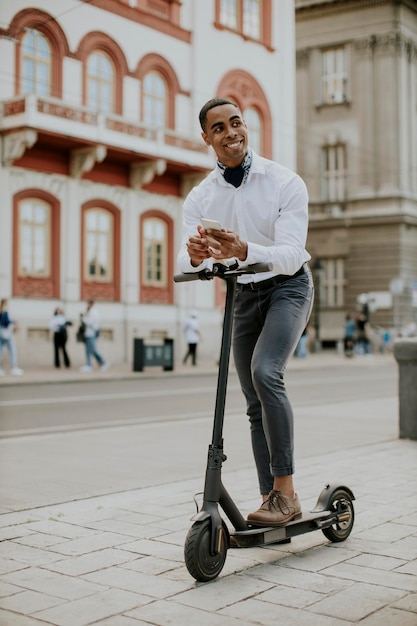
[247,490,302,527]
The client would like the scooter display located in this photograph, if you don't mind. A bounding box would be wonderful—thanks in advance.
[174,262,355,582]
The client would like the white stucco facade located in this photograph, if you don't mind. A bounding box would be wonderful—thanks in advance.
[0,0,296,369]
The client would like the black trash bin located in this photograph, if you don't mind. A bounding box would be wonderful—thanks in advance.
[133,337,174,372]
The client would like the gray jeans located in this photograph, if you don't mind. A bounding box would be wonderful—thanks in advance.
[232,269,314,495]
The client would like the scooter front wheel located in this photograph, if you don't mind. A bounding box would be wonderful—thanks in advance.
[322,488,355,542]
[184,519,228,582]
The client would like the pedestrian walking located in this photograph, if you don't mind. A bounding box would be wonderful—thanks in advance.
[182,310,200,366]
[177,97,313,526]
[79,300,110,372]
[344,313,356,357]
[356,312,371,356]
[48,307,72,368]
[0,298,24,376]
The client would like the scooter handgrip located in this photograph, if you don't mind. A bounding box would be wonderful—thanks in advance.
[173,269,212,283]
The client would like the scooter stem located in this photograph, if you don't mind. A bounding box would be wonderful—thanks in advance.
[212,276,237,447]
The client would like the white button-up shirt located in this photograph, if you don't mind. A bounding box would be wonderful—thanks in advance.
[177,151,311,283]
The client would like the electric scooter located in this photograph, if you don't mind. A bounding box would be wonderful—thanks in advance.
[174,262,355,582]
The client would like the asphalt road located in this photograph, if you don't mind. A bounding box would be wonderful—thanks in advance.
[0,356,399,510]
[0,359,396,434]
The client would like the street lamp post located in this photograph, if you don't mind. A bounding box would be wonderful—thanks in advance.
[312,258,323,352]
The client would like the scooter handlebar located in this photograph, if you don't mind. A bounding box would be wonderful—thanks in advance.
[173,262,273,283]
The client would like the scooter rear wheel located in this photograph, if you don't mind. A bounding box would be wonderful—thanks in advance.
[184,519,228,582]
[322,488,355,542]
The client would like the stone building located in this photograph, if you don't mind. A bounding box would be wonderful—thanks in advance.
[0,0,296,369]
[296,0,417,346]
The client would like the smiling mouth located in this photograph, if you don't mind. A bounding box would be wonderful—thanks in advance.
[224,140,242,149]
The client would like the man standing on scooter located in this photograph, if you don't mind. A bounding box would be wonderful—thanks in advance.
[177,98,313,526]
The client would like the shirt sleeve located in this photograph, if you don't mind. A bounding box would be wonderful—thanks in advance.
[243,174,310,276]
[176,188,211,274]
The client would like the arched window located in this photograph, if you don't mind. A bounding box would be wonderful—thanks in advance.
[143,217,167,286]
[217,69,272,158]
[143,71,167,128]
[10,8,69,98]
[140,211,173,304]
[84,209,113,282]
[13,190,60,298]
[136,54,181,130]
[87,51,115,113]
[18,199,50,276]
[21,29,51,96]
[81,201,120,301]
[244,106,262,154]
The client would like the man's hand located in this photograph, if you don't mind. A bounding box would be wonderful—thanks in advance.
[186,225,212,267]
[202,227,248,262]
[186,225,248,266]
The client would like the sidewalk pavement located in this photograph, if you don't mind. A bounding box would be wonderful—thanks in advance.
[1,353,417,625]
[0,350,390,386]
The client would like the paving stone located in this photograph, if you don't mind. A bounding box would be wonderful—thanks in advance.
[220,596,348,625]
[255,585,325,609]
[278,544,358,572]
[46,532,131,556]
[346,553,407,570]
[1,567,104,600]
[392,592,417,612]
[0,542,62,567]
[308,581,404,621]
[43,548,138,576]
[358,606,417,625]
[0,589,63,614]
[127,599,245,626]
[0,609,47,625]
[321,562,417,592]
[118,537,184,561]
[242,562,351,594]
[173,574,273,611]
[83,565,191,598]
[0,581,23,598]
[32,589,145,626]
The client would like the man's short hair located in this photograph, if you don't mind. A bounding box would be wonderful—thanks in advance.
[199,98,239,132]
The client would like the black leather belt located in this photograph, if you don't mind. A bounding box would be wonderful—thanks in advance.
[238,263,309,291]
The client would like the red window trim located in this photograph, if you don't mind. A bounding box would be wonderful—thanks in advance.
[76,31,129,116]
[8,8,70,99]
[140,210,174,305]
[136,53,185,129]
[217,69,272,159]
[79,0,191,43]
[13,189,61,299]
[81,200,121,302]
[214,0,273,52]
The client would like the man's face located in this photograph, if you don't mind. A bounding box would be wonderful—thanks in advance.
[201,103,248,168]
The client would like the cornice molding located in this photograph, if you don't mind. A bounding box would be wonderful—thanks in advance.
[296,0,417,21]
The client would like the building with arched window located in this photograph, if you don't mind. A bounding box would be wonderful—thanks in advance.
[0,0,296,369]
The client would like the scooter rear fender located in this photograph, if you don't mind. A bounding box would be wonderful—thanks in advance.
[312,483,355,513]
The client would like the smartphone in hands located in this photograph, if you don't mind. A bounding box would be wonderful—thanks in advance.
[201,218,222,245]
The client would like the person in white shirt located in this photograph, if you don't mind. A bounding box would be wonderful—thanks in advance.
[79,300,110,373]
[182,310,200,366]
[177,98,314,527]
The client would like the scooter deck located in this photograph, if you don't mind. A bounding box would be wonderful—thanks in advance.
[229,510,333,548]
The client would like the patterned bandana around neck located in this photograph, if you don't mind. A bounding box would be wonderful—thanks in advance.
[217,150,252,188]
